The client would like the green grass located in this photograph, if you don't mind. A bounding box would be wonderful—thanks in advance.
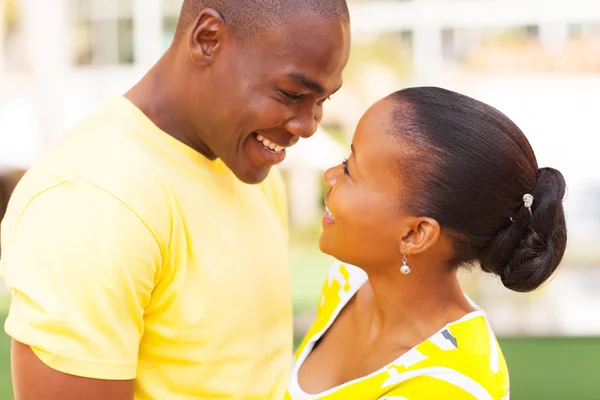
[0,293,12,400]
[499,337,600,400]
[0,328,10,400]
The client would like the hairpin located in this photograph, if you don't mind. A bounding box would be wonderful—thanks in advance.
[523,193,534,218]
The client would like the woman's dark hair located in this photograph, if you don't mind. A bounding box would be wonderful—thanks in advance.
[388,87,567,293]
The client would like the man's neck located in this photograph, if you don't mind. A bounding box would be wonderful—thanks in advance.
[124,51,216,160]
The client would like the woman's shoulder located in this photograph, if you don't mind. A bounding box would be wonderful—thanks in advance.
[323,259,367,293]
[294,260,367,359]
[315,260,368,314]
[380,312,509,399]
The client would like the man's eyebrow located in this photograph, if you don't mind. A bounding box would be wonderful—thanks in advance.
[286,73,326,96]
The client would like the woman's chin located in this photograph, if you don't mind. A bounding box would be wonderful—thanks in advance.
[318,235,327,253]
[318,234,337,258]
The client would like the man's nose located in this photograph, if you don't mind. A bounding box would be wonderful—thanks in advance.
[285,106,321,139]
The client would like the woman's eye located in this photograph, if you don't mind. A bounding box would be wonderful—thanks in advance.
[342,159,350,175]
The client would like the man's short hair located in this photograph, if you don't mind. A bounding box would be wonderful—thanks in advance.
[178,0,350,40]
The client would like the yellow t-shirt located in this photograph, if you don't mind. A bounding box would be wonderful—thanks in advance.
[286,262,510,399]
[0,96,292,399]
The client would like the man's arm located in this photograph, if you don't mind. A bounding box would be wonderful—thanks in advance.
[1,179,163,399]
[12,340,134,400]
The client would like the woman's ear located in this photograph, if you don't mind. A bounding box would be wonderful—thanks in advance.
[399,216,441,256]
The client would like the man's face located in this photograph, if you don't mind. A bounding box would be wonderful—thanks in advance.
[200,11,350,184]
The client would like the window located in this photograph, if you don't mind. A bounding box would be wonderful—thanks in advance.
[72,0,134,66]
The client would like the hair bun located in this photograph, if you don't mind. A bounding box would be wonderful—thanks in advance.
[481,167,567,292]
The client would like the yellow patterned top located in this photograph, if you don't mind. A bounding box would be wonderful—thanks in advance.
[286,262,510,399]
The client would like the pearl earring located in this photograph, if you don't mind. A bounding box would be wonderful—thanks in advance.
[400,251,411,275]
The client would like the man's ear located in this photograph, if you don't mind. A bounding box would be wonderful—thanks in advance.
[188,8,227,66]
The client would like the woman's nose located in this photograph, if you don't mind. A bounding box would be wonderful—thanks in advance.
[323,166,338,189]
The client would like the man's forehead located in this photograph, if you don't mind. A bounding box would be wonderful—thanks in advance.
[238,13,349,94]
[285,20,348,57]
[253,12,349,60]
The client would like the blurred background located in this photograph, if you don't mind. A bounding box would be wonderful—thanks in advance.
[1,0,599,398]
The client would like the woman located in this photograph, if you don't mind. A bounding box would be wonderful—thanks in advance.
[286,87,567,399]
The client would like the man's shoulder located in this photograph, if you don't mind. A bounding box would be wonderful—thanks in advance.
[4,110,174,242]
[50,101,162,181]
[4,172,171,250]
[11,167,169,227]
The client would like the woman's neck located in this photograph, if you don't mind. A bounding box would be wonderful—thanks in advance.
[352,263,475,348]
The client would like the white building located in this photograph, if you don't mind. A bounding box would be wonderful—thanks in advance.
[1,0,599,232]
[351,0,600,82]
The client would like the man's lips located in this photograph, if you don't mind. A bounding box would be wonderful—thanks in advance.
[247,132,300,168]
[255,134,286,153]
[254,131,299,149]
[249,133,287,166]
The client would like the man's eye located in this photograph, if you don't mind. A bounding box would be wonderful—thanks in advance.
[280,90,303,101]
[318,96,332,106]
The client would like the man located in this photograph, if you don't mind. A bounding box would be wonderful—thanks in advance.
[0,0,350,398]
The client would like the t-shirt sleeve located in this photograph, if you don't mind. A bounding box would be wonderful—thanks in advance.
[1,178,162,380]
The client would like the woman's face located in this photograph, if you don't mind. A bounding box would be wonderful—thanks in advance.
[320,99,415,268]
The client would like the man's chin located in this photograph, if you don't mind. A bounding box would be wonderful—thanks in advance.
[233,164,272,185]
